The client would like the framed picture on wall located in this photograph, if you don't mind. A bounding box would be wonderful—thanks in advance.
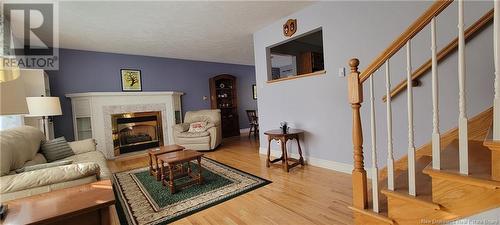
[252,84,257,100]
[120,69,142,91]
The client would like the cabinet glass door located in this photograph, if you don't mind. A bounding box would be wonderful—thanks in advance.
[76,117,92,140]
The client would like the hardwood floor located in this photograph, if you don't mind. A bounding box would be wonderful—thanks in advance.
[107,135,354,225]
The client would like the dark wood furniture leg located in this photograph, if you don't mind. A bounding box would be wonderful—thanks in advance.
[282,138,289,172]
[197,157,203,184]
[297,138,305,165]
[168,162,175,194]
[99,207,111,225]
[154,155,162,181]
[149,154,153,176]
[266,137,271,167]
[160,159,166,186]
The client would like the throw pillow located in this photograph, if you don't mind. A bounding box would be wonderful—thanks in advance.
[41,137,75,162]
[68,138,96,155]
[15,160,73,173]
[188,122,207,133]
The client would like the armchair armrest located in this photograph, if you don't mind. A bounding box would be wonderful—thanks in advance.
[205,122,216,130]
[173,123,190,133]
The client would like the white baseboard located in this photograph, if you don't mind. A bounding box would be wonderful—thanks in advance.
[258,147,372,178]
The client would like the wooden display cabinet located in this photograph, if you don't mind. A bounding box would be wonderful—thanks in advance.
[209,74,240,138]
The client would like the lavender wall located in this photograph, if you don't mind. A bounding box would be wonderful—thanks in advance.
[48,49,256,140]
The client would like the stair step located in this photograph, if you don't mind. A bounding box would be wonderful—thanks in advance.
[381,189,441,210]
[378,155,453,223]
[482,125,498,150]
[351,180,391,225]
[390,155,434,199]
[423,168,500,189]
[422,139,500,188]
[483,126,500,181]
[349,206,395,225]
[423,139,500,217]
[483,139,500,151]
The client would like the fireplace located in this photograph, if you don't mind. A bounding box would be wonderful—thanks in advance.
[112,111,163,155]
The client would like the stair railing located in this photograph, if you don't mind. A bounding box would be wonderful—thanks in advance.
[348,0,500,212]
[382,9,495,102]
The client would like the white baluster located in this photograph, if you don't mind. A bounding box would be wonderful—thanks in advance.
[385,60,395,191]
[369,75,379,213]
[494,0,500,140]
[431,18,441,170]
[407,40,416,196]
[458,0,469,175]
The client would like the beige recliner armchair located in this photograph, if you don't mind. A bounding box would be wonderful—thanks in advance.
[172,109,222,151]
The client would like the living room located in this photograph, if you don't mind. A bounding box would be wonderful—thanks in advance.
[1,1,500,225]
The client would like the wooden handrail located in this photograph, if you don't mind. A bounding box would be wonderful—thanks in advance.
[382,9,494,102]
[359,0,453,83]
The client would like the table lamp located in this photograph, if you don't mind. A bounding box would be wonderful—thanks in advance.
[26,97,62,140]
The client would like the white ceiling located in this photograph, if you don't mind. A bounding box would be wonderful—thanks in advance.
[56,1,314,65]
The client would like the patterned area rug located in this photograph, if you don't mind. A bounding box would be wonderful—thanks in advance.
[112,157,271,225]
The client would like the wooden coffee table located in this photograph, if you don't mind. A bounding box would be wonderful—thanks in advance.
[157,150,204,194]
[1,180,115,225]
[148,144,185,181]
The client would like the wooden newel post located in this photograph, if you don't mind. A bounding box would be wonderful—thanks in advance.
[348,58,368,209]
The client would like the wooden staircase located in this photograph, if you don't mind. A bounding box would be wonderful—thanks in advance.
[346,1,500,224]
[351,109,500,225]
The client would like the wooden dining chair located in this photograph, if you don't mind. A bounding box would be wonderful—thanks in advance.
[246,110,259,137]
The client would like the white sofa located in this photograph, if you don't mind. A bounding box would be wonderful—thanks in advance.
[0,126,110,202]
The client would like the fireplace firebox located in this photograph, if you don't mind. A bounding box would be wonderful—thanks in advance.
[112,111,163,155]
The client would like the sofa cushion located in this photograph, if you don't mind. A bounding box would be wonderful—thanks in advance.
[1,176,97,203]
[177,131,210,138]
[0,126,45,176]
[41,137,75,162]
[60,151,110,179]
[176,134,210,145]
[15,160,73,173]
[22,153,47,167]
[0,162,100,194]
[188,121,207,133]
[68,139,96,155]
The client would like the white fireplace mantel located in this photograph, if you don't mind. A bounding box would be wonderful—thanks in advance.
[66,92,183,159]
[66,91,183,97]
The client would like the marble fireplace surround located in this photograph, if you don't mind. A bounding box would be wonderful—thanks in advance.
[103,104,168,159]
[66,92,183,160]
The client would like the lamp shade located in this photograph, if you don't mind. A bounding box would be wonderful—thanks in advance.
[0,77,29,115]
[26,97,62,117]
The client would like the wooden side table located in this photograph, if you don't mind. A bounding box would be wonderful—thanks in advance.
[1,180,115,225]
[148,144,185,181]
[264,129,305,172]
[158,150,204,194]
